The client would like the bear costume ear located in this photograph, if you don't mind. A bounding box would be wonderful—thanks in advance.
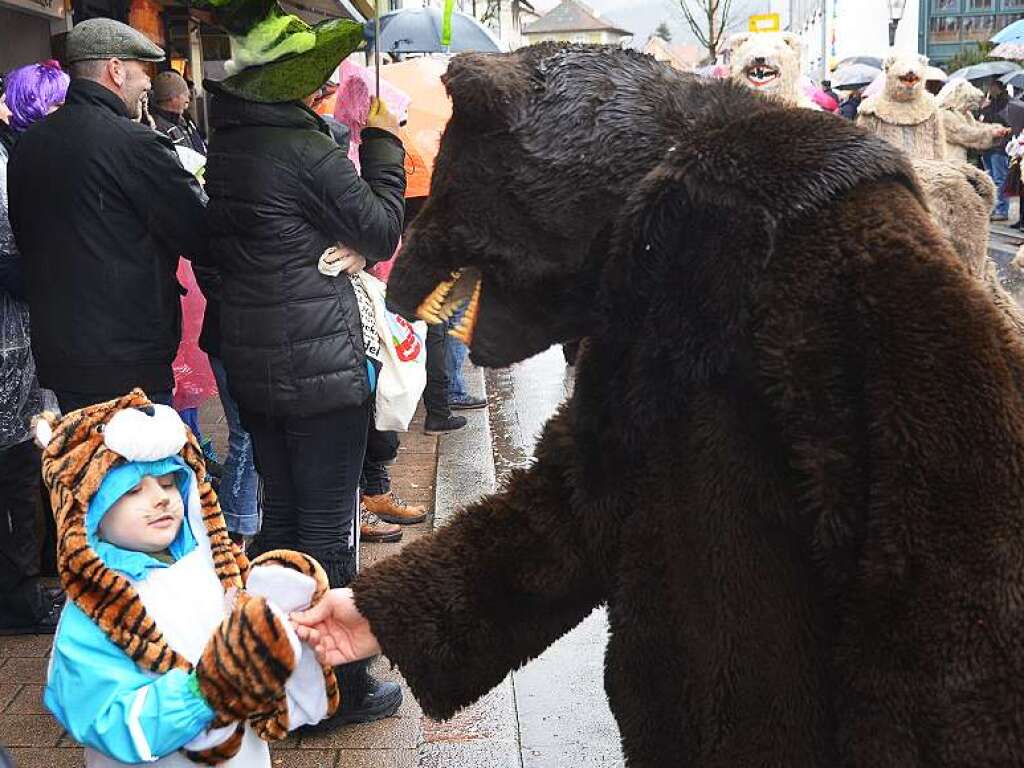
[443,53,530,128]
[780,32,801,53]
[726,32,751,52]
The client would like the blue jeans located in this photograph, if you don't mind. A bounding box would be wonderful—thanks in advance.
[984,151,1010,217]
[209,357,260,537]
[445,309,470,401]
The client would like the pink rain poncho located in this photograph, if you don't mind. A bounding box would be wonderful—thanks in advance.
[171,259,217,410]
[334,59,412,282]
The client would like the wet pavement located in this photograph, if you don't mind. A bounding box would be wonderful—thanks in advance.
[485,346,624,768]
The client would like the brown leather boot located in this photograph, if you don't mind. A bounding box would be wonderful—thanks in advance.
[359,506,403,543]
[361,491,428,525]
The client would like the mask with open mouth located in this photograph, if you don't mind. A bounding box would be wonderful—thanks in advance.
[726,32,806,107]
[387,44,703,368]
[744,63,781,89]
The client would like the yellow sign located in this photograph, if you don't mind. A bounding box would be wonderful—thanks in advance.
[749,13,781,33]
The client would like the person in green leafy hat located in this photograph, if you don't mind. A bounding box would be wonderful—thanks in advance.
[195,0,367,104]
[197,0,410,733]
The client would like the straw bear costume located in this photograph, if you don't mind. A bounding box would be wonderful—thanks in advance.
[38,390,338,766]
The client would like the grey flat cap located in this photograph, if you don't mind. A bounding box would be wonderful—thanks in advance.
[66,18,166,64]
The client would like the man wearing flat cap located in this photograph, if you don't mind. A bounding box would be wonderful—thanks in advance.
[7,18,209,413]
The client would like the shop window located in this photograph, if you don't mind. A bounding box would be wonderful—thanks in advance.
[933,0,958,10]
[968,0,994,8]
[962,13,998,39]
[930,15,961,42]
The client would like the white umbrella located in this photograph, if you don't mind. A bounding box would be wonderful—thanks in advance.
[832,62,882,89]
[949,60,1021,81]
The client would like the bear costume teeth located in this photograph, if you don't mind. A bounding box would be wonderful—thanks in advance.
[416,268,483,344]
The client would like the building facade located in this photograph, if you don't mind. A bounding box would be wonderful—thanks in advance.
[0,0,71,72]
[521,0,630,47]
[770,0,922,76]
[921,0,1024,64]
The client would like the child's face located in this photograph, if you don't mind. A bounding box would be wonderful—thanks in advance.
[98,473,184,553]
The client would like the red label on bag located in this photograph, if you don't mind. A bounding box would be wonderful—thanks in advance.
[390,314,423,362]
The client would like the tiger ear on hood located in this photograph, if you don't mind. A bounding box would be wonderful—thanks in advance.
[32,411,59,450]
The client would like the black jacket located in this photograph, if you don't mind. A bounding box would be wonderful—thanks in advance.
[981,94,1011,152]
[204,93,405,418]
[7,79,209,395]
[194,117,353,360]
[153,107,207,156]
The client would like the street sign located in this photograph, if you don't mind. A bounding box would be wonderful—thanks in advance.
[749,13,780,33]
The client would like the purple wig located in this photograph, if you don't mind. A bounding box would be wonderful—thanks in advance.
[6,60,69,133]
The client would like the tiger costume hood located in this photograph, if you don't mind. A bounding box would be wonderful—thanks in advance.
[37,390,339,765]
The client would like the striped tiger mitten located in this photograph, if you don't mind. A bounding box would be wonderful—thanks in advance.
[194,591,298,727]
[245,550,341,741]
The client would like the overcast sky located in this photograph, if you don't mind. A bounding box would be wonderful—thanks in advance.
[531,0,769,51]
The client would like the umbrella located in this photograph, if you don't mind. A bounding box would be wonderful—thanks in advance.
[1003,70,1024,90]
[1006,98,1024,135]
[835,55,883,69]
[365,8,502,55]
[379,57,453,198]
[832,62,882,89]
[992,18,1024,44]
[949,60,1021,81]
[992,41,1024,60]
[926,66,948,83]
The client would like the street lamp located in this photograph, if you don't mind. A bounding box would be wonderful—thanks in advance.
[888,0,907,48]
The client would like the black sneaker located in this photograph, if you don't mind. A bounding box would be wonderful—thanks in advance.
[0,594,63,636]
[424,414,467,435]
[306,674,403,731]
[449,395,488,410]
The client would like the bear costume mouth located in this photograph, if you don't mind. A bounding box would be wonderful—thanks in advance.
[744,64,780,87]
[898,73,920,86]
[416,267,483,345]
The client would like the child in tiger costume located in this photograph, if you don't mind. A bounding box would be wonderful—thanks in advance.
[37,390,340,767]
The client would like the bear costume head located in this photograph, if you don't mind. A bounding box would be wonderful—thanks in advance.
[388,44,910,366]
[381,44,1024,766]
[726,31,811,107]
[883,51,929,103]
[937,77,985,114]
[856,50,943,158]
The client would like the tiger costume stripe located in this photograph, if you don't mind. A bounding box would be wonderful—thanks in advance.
[38,390,339,765]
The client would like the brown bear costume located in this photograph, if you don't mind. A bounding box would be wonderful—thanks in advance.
[354,45,1024,766]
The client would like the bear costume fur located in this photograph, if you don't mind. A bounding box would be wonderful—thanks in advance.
[858,52,946,160]
[913,159,1024,335]
[937,78,1007,162]
[356,45,1024,767]
[727,31,817,109]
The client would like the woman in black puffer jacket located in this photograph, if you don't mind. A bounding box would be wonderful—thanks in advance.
[204,89,406,724]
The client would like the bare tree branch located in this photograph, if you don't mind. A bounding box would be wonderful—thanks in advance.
[677,0,748,61]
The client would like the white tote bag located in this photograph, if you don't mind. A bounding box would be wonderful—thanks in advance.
[356,272,428,432]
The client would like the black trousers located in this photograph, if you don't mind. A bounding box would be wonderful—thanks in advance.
[54,389,173,413]
[423,322,451,419]
[361,426,399,497]
[243,401,374,706]
[243,401,370,588]
[0,440,46,620]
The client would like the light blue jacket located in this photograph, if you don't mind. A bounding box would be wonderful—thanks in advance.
[44,458,217,764]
